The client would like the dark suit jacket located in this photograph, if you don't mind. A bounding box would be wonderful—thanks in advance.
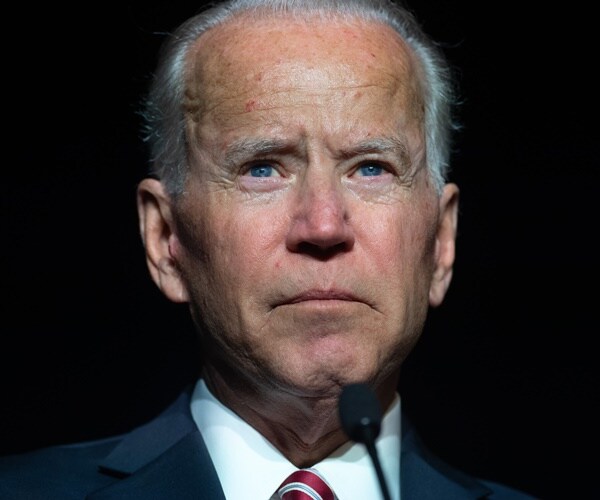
[0,386,535,499]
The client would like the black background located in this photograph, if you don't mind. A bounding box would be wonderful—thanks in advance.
[2,2,597,498]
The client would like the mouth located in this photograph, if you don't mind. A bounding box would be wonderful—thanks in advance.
[278,290,364,306]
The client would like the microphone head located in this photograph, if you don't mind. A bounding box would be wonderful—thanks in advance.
[338,383,382,444]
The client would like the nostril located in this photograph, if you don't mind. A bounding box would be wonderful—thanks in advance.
[295,241,351,260]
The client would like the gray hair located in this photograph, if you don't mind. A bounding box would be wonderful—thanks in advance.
[139,0,461,197]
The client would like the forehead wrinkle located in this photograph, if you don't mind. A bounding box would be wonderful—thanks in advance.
[184,14,423,118]
[200,81,396,121]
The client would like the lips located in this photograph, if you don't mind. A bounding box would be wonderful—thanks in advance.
[281,290,362,305]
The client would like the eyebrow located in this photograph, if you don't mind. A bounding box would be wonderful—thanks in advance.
[336,137,411,164]
[221,136,412,167]
[222,138,291,168]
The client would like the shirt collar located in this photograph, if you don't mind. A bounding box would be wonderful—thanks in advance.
[190,378,401,499]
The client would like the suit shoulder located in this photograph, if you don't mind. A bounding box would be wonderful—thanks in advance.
[0,435,122,499]
[480,478,539,499]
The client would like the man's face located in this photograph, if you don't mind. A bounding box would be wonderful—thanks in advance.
[152,16,457,396]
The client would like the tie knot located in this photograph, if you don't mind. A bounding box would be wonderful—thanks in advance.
[277,468,335,500]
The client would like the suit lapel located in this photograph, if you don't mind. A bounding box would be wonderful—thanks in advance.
[88,387,226,500]
[88,431,225,500]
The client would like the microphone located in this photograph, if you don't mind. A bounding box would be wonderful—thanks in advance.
[338,383,392,500]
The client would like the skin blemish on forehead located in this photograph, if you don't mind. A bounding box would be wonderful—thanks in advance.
[245,99,258,112]
[341,27,359,39]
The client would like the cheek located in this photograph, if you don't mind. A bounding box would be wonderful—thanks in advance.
[216,212,282,277]
[358,201,437,285]
[177,198,283,295]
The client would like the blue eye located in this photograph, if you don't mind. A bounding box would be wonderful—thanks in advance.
[357,163,384,176]
[249,164,275,177]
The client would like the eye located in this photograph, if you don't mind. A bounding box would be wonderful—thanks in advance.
[247,163,279,177]
[238,160,286,193]
[356,162,385,177]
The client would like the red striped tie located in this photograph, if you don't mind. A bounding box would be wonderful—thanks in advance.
[277,468,335,500]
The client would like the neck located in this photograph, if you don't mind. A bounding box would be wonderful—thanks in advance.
[201,365,398,467]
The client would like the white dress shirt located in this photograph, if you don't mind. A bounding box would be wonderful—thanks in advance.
[190,378,401,500]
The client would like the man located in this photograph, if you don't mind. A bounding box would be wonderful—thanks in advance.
[0,0,535,498]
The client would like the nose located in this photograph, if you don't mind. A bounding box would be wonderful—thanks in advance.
[285,172,355,258]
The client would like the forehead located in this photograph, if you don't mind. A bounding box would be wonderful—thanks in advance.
[184,13,424,125]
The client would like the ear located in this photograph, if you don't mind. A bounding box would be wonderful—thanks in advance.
[136,178,189,303]
[429,183,459,307]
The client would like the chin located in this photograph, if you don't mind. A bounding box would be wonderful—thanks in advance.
[276,353,383,397]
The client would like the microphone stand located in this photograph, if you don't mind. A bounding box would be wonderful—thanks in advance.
[365,437,392,500]
[338,383,392,500]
